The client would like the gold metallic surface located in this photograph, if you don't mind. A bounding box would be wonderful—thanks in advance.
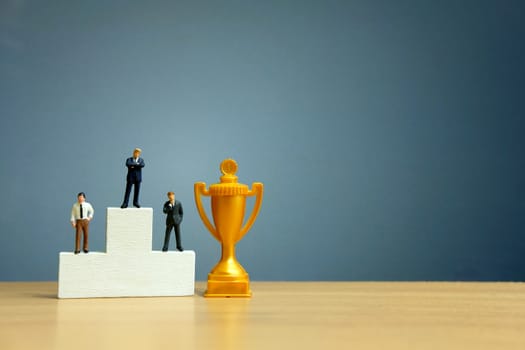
[194,159,264,297]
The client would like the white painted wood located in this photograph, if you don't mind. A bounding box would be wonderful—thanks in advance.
[58,207,195,298]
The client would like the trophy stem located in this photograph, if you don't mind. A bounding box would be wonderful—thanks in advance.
[220,242,236,263]
[205,242,252,297]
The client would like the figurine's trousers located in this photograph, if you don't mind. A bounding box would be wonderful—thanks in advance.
[75,219,89,251]
[163,223,182,250]
[123,181,141,205]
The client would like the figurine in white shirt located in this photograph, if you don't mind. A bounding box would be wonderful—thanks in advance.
[70,192,94,254]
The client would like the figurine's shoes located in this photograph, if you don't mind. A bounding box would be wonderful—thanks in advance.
[133,204,141,208]
[74,251,80,254]
[120,204,128,209]
[162,248,168,252]
[177,247,184,252]
[83,250,89,254]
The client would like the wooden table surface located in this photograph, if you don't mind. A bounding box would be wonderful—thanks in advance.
[1,281,524,349]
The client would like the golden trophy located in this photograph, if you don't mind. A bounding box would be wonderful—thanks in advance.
[194,159,264,297]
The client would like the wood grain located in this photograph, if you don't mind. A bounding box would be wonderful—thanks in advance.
[1,282,524,349]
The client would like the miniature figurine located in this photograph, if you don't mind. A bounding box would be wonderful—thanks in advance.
[194,159,263,297]
[121,148,145,208]
[70,192,94,254]
[162,192,184,251]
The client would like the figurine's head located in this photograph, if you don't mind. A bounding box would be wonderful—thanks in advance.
[167,191,175,202]
[133,148,142,158]
[77,192,86,203]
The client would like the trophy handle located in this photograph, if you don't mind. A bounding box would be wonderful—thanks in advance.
[239,182,264,240]
[194,182,221,242]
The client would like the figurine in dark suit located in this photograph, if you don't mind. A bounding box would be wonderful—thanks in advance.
[162,192,184,251]
[121,148,145,208]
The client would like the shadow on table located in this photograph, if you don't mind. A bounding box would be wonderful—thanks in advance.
[32,293,58,299]
[194,287,206,297]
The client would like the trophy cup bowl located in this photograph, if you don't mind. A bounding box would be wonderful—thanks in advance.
[194,159,263,297]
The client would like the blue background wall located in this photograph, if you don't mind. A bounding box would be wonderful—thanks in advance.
[1,0,524,281]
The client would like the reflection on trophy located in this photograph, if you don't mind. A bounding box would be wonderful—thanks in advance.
[194,159,264,297]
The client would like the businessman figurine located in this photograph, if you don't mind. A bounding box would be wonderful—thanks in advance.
[162,192,184,252]
[70,192,94,254]
[121,148,145,208]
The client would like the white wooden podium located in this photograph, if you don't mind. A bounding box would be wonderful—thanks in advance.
[58,208,195,298]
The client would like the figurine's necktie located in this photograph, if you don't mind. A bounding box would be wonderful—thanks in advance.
[80,204,83,219]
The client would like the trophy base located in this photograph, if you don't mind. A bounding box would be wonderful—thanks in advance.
[204,280,252,298]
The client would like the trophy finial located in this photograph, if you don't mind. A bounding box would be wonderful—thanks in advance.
[220,159,238,183]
